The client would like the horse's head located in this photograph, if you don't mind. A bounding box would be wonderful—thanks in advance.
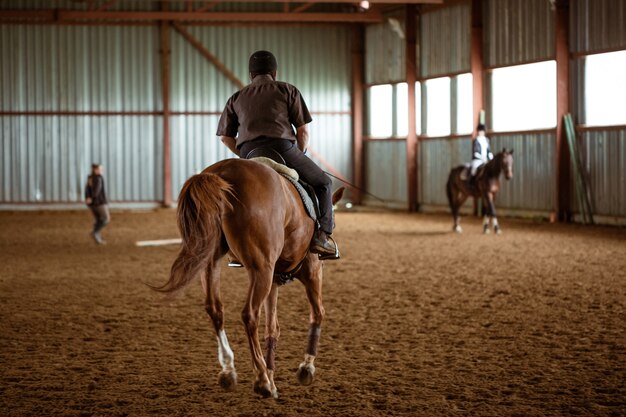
[500,148,514,180]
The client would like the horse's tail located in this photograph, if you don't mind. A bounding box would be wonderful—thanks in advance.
[151,172,233,296]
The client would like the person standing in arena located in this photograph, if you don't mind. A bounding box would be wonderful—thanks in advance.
[85,163,110,245]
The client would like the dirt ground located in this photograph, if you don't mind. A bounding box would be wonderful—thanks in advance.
[0,209,625,417]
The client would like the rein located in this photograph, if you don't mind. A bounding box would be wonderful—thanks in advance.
[323,171,389,204]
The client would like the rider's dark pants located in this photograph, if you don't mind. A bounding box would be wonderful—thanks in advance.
[240,138,334,234]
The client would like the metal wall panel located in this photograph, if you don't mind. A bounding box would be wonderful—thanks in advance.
[571,0,626,54]
[0,25,161,112]
[484,0,555,68]
[0,25,163,204]
[420,1,471,78]
[365,18,406,84]
[169,25,353,202]
[576,129,626,217]
[364,140,407,205]
[1,24,352,205]
[0,116,163,202]
[489,132,555,212]
[419,137,472,206]
[170,25,351,112]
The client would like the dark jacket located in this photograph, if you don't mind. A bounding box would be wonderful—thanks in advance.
[85,175,108,206]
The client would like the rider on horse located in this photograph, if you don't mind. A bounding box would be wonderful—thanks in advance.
[470,124,494,178]
[216,50,338,257]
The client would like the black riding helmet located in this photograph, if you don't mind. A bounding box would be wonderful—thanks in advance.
[249,50,277,74]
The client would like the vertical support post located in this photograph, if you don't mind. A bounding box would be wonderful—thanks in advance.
[351,25,365,205]
[471,0,484,217]
[555,0,571,222]
[406,4,418,212]
[160,8,172,207]
[471,1,484,143]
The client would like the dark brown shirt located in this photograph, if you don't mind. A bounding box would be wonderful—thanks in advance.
[85,175,108,206]
[216,74,313,148]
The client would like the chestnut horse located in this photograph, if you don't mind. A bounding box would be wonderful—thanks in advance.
[152,158,344,399]
[446,149,514,234]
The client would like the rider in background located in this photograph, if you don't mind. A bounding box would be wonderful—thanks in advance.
[470,124,494,178]
[216,50,338,258]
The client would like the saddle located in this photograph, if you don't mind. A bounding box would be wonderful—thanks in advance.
[246,148,319,222]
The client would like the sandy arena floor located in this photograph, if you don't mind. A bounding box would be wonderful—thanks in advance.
[0,209,625,416]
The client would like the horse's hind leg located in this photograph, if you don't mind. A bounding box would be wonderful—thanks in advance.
[241,267,276,398]
[202,260,237,391]
[453,192,468,233]
[297,258,324,386]
[263,284,280,397]
[447,179,462,233]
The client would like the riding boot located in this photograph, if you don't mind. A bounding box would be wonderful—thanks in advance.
[310,230,340,259]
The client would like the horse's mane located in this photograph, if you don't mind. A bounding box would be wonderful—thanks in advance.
[480,151,506,178]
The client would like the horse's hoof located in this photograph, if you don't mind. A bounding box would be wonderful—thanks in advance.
[483,228,490,235]
[218,370,237,391]
[453,226,462,234]
[495,227,502,235]
[296,362,316,386]
[253,380,276,399]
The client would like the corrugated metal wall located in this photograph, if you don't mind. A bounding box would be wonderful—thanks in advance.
[419,137,472,206]
[0,24,352,205]
[576,130,626,218]
[489,132,555,212]
[0,25,163,203]
[569,0,626,219]
[419,1,471,78]
[483,0,554,67]
[0,25,161,111]
[365,16,406,84]
[169,25,352,202]
[570,0,626,54]
[0,116,163,202]
[364,141,407,206]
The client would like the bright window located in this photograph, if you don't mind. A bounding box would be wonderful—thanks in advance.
[367,83,412,138]
[396,82,408,137]
[585,50,626,126]
[491,61,556,131]
[415,81,422,135]
[456,73,473,134]
[425,77,451,136]
[367,84,393,137]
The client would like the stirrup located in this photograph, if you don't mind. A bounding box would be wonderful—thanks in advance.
[318,235,340,261]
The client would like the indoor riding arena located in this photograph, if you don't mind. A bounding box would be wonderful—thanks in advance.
[1,1,625,416]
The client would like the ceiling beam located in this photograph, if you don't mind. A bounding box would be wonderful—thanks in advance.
[202,0,443,2]
[0,10,385,23]
[73,0,442,3]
